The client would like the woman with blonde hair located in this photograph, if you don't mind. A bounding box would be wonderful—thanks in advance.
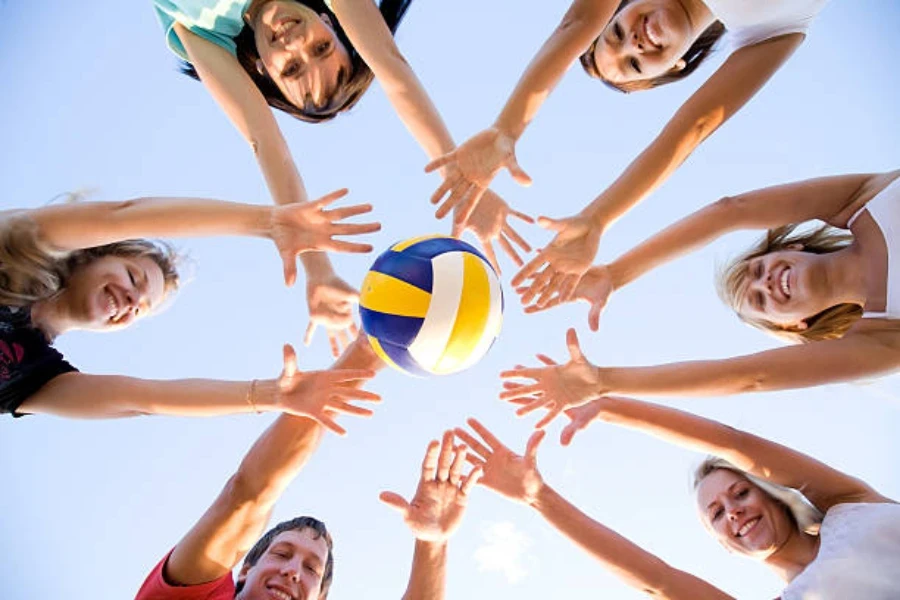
[0,192,380,428]
[501,170,900,427]
[426,0,831,299]
[455,397,899,599]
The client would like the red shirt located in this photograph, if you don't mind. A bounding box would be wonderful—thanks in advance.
[135,551,235,600]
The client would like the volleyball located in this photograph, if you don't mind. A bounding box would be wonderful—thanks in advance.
[359,235,503,376]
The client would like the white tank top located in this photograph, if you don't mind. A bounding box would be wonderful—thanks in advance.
[847,177,900,319]
[781,503,900,600]
[704,0,828,50]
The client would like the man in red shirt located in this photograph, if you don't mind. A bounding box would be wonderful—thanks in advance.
[135,339,480,600]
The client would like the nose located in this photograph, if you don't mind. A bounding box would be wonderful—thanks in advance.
[628,31,646,54]
[281,559,302,582]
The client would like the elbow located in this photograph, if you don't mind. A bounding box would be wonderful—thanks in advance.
[737,371,769,394]
[632,560,684,598]
[662,109,725,157]
[226,470,275,510]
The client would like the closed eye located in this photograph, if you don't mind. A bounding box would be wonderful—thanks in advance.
[630,57,642,74]
[613,22,624,42]
[314,40,332,58]
[281,60,303,79]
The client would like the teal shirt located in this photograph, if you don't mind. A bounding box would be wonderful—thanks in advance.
[153,0,253,62]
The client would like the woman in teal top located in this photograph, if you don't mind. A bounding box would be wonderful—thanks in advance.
[153,0,534,357]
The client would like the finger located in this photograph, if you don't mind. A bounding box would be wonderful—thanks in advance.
[525,429,546,460]
[430,176,456,206]
[317,413,347,436]
[421,439,440,480]
[508,209,535,225]
[536,215,564,232]
[311,188,350,208]
[329,221,382,236]
[497,234,523,267]
[337,328,351,353]
[535,406,563,430]
[465,418,504,452]
[535,354,557,366]
[425,153,456,173]
[449,444,468,486]
[453,428,491,460]
[329,388,381,404]
[588,299,602,332]
[461,465,483,495]
[435,183,474,220]
[499,383,544,401]
[327,331,340,358]
[437,431,455,482]
[349,322,360,340]
[281,250,298,287]
[515,397,552,417]
[325,240,375,254]
[559,274,580,303]
[303,322,316,347]
[322,203,374,221]
[499,367,542,381]
[506,155,533,187]
[482,241,501,275]
[327,400,374,417]
[379,491,411,513]
[282,344,298,378]
[566,328,586,361]
[536,273,564,308]
[560,421,583,447]
[455,186,486,226]
[464,454,485,468]
[520,268,553,305]
[511,252,548,287]
[524,296,562,314]
[323,368,377,384]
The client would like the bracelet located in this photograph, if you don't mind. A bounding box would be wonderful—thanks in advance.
[246,379,260,414]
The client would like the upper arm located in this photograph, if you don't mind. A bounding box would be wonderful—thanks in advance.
[173,23,284,151]
[664,33,805,146]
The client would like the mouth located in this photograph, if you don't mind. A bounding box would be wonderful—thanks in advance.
[271,17,299,43]
[774,265,792,302]
[103,286,130,324]
[267,584,299,600]
[736,516,761,538]
[642,14,663,50]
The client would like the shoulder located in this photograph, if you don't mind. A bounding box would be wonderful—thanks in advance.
[135,550,236,600]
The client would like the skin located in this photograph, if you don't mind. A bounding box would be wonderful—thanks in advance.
[248,1,352,110]
[592,0,698,83]
[236,529,330,600]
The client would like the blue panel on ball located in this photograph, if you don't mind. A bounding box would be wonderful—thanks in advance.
[370,250,434,293]
[359,306,424,347]
[377,339,432,377]
[405,237,491,267]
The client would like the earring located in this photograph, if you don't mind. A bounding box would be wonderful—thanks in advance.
[256,59,266,76]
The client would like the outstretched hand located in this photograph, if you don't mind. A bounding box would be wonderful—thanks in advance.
[305,273,360,358]
[511,213,603,303]
[274,344,380,435]
[454,418,545,506]
[380,431,482,543]
[455,189,534,274]
[517,264,615,331]
[560,399,608,446]
[500,328,605,428]
[426,128,532,228]
[273,189,381,286]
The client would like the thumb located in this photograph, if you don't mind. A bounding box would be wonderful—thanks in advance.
[588,301,602,332]
[282,251,298,287]
[379,491,410,513]
[525,429,546,461]
[560,422,578,447]
[566,328,585,361]
[506,155,533,187]
[536,216,564,232]
[282,344,298,378]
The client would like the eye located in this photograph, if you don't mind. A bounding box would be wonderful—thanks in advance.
[736,488,749,499]
[314,40,332,57]
[127,269,136,286]
[754,261,763,279]
[613,22,624,42]
[711,507,724,521]
[754,291,765,311]
[282,61,301,78]
[630,57,642,74]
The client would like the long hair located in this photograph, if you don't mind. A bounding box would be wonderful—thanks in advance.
[717,224,862,343]
[0,212,180,309]
[579,0,725,93]
[181,0,414,123]
[693,456,823,536]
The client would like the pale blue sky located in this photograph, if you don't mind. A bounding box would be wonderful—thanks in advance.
[1,1,899,599]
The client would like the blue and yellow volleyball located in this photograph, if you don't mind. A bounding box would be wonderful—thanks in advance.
[359,235,504,376]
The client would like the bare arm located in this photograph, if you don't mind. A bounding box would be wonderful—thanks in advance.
[401,541,448,600]
[582,396,892,511]
[585,34,805,226]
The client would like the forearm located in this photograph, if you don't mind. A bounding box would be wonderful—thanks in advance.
[19,374,281,419]
[254,136,310,206]
[30,198,272,252]
[608,199,737,289]
[494,2,616,140]
[401,540,448,600]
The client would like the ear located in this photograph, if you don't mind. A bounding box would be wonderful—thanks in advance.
[672,58,687,72]
[237,561,252,584]
[786,243,805,251]
[319,13,335,29]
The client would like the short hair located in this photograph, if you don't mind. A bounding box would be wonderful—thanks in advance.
[579,0,726,93]
[693,456,823,535]
[181,0,413,123]
[716,223,862,343]
[236,516,335,597]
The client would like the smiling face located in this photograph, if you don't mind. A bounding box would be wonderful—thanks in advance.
[590,0,694,84]
[735,247,832,329]
[63,254,167,332]
[251,1,352,112]
[696,469,796,559]
[237,529,331,600]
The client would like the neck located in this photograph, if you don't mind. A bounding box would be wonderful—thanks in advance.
[822,246,870,308]
[765,529,820,582]
[679,0,717,33]
[30,292,75,340]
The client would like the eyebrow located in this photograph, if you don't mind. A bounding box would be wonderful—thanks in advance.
[706,481,743,510]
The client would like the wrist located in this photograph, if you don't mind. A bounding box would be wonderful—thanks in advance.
[489,121,520,145]
[301,252,333,279]
[250,379,279,412]
[528,481,552,511]
[606,261,627,291]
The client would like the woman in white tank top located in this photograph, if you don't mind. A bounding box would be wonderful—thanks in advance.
[501,171,900,426]
[455,398,899,599]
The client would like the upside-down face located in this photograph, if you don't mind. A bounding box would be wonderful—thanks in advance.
[237,529,330,600]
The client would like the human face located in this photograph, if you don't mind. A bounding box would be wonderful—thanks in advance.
[591,0,693,84]
[237,529,330,600]
[251,1,352,111]
[64,255,167,332]
[696,469,795,559]
[736,247,830,329]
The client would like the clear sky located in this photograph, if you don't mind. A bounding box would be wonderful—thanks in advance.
[2,1,899,598]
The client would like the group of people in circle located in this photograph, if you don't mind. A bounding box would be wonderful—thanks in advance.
[2,0,897,598]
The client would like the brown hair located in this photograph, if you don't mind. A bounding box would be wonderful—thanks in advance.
[717,224,862,343]
[579,0,726,93]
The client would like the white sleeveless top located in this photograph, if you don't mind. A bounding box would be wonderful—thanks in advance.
[847,177,900,319]
[704,0,829,50]
[781,503,900,600]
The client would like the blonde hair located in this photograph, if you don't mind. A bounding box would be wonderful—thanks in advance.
[0,212,180,308]
[693,456,823,536]
[716,224,862,343]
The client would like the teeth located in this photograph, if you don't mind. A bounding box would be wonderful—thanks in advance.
[106,291,118,319]
[270,590,292,600]
[738,517,759,537]
[645,18,661,47]
[780,270,790,297]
